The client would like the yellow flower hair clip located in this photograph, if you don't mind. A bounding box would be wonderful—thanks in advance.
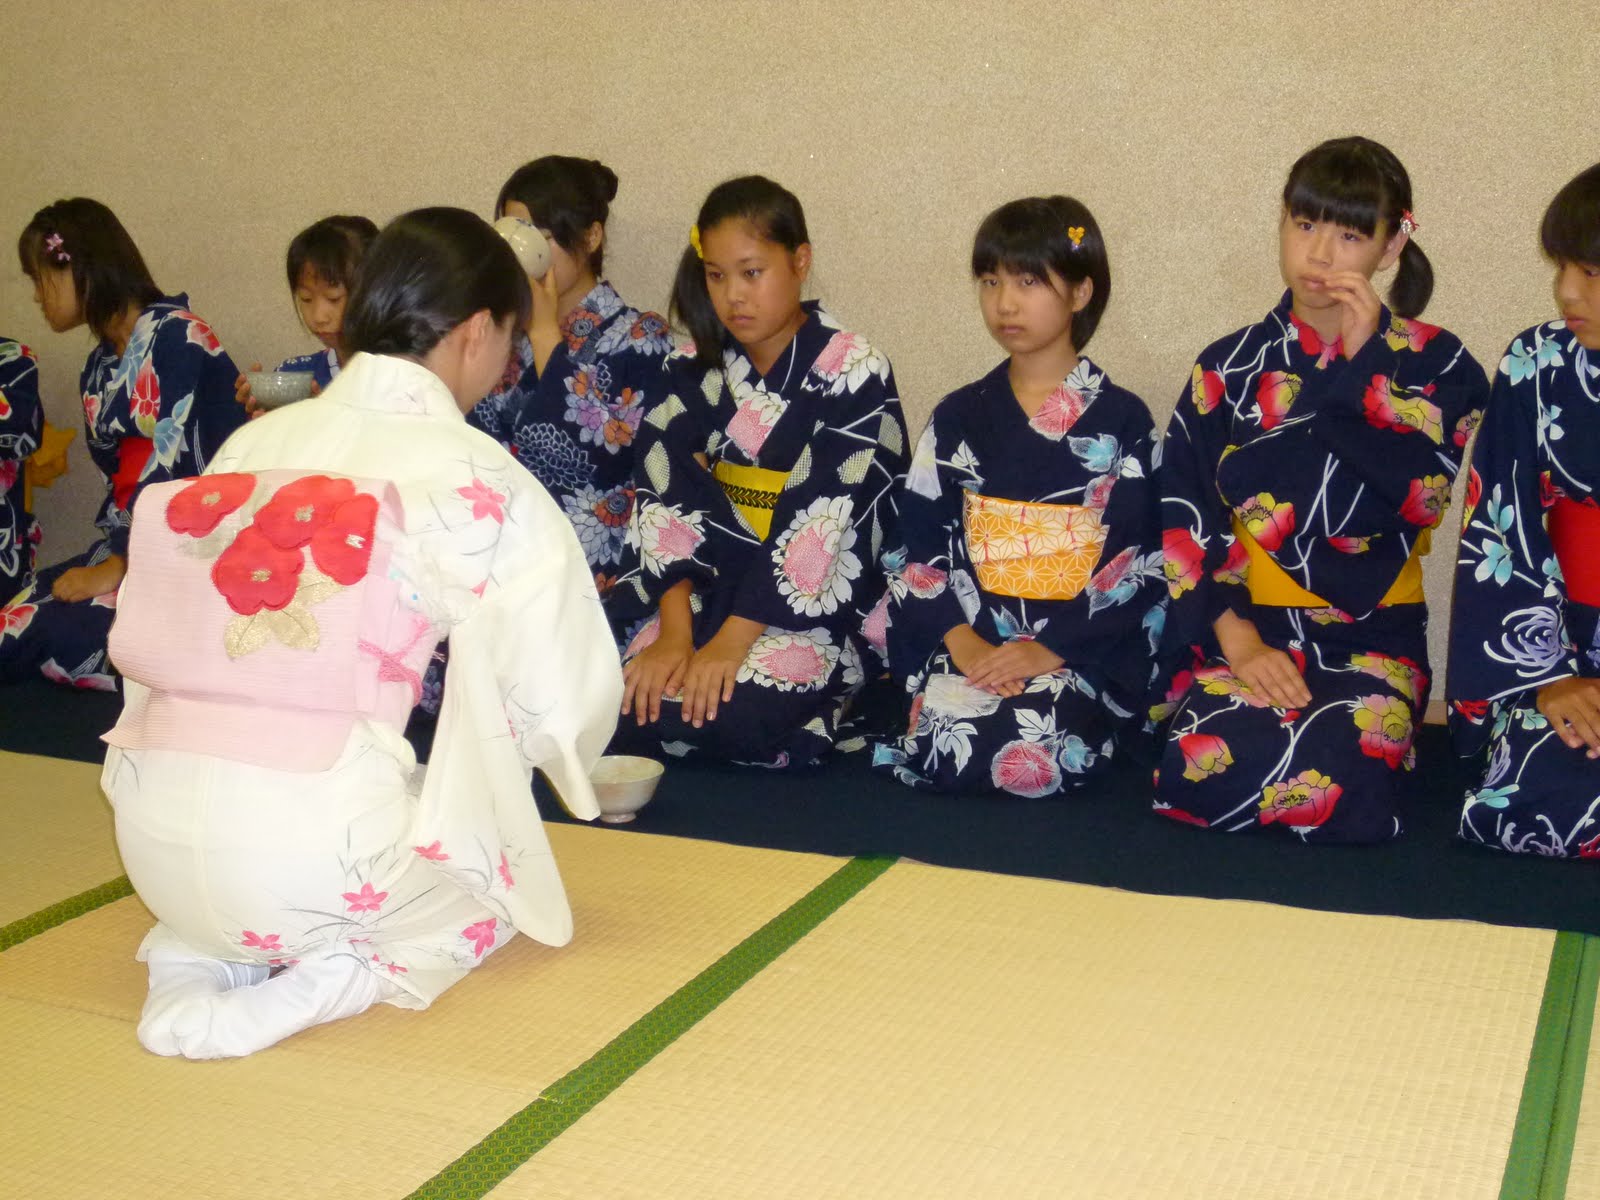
[689,224,704,260]
[1067,226,1086,249]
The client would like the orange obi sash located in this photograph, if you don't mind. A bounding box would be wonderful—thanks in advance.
[1231,517,1429,608]
[1550,496,1600,607]
[963,491,1107,600]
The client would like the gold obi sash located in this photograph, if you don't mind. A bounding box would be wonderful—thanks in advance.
[1231,516,1428,608]
[713,460,789,541]
[963,491,1107,600]
[22,420,75,513]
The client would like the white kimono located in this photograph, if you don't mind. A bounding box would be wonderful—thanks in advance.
[102,353,622,1057]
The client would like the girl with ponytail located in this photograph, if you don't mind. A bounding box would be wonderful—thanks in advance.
[609,175,909,769]
[1150,136,1489,843]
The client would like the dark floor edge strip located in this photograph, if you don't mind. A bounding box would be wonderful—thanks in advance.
[1501,932,1588,1200]
[0,875,133,953]
[404,854,898,1200]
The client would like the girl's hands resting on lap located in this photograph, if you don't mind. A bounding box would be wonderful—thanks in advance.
[680,616,765,728]
[1214,609,1310,710]
[620,633,693,726]
[1537,677,1600,758]
[965,638,1064,695]
[944,625,1023,698]
[52,554,126,603]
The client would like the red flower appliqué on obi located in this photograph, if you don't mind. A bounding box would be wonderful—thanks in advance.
[253,475,357,549]
[211,525,305,615]
[165,473,256,537]
[309,492,379,584]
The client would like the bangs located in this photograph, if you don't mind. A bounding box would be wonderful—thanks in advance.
[1283,146,1391,236]
[1541,164,1600,265]
[971,205,1061,282]
[15,225,49,277]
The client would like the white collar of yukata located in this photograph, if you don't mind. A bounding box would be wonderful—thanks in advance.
[332,352,468,422]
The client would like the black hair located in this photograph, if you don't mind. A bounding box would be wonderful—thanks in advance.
[669,175,810,367]
[1282,136,1433,318]
[286,215,378,293]
[494,156,618,275]
[17,197,163,340]
[971,196,1111,351]
[1541,162,1600,266]
[343,207,531,359]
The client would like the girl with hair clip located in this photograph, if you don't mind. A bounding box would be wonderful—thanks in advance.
[468,156,672,589]
[872,198,1165,796]
[1152,137,1488,843]
[236,215,379,411]
[0,336,44,599]
[102,207,621,1059]
[1,198,245,690]
[610,175,910,769]
[1448,162,1600,858]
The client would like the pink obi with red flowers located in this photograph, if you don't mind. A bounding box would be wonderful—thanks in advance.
[105,470,441,772]
[1550,496,1600,607]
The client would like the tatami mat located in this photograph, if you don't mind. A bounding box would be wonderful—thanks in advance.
[502,863,1554,1200]
[0,750,121,926]
[1564,973,1600,1199]
[0,824,845,1199]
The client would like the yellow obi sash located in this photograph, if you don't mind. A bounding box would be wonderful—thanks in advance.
[1231,516,1429,608]
[963,491,1108,600]
[713,460,789,541]
[22,420,75,513]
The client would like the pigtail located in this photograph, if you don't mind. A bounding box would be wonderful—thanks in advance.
[1389,239,1433,319]
[669,243,723,368]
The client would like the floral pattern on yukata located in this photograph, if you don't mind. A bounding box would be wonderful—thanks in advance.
[1153,293,1488,842]
[871,358,1164,795]
[1448,322,1600,856]
[610,302,909,768]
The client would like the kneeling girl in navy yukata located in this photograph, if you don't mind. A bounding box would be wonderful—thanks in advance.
[236,215,379,412]
[872,197,1164,797]
[1448,162,1600,858]
[610,176,910,768]
[1,198,246,691]
[1151,137,1489,842]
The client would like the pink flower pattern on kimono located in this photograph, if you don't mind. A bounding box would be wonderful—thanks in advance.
[462,918,499,958]
[901,562,948,599]
[990,739,1061,798]
[240,930,282,952]
[498,853,515,889]
[1190,365,1226,415]
[1195,663,1274,709]
[342,881,389,913]
[1258,768,1343,828]
[737,631,837,692]
[775,497,861,617]
[1030,385,1089,440]
[413,841,450,861]
[1,601,38,641]
[457,478,508,524]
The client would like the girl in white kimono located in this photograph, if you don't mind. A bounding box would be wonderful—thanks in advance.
[102,208,622,1059]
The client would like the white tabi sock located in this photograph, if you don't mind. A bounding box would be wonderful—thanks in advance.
[137,951,271,1057]
[164,952,392,1060]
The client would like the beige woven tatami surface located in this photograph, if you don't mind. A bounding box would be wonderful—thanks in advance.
[502,862,1553,1200]
[0,810,844,1199]
[0,750,122,925]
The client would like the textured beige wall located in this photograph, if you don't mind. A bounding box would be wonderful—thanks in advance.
[2,0,1592,680]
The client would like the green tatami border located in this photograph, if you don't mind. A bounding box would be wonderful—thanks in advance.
[1502,931,1600,1200]
[405,854,897,1200]
[0,875,133,953]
